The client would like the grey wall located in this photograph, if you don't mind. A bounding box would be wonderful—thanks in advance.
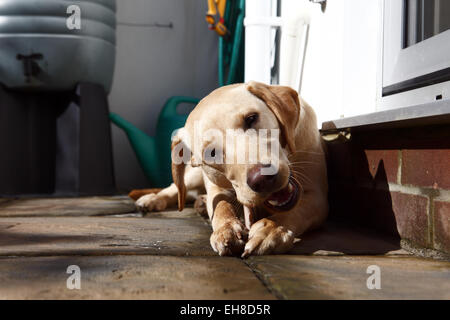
[109,0,218,192]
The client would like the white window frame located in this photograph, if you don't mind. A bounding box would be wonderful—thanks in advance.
[377,0,450,112]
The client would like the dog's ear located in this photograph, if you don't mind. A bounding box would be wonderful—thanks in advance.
[171,132,188,211]
[247,81,300,153]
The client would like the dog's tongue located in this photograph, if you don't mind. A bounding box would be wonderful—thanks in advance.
[267,182,293,204]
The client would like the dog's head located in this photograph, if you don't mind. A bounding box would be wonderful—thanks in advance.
[171,81,301,212]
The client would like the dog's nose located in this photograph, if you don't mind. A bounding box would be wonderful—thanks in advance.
[247,164,277,193]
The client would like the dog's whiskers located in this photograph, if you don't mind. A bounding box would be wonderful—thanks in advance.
[293,170,314,185]
[288,150,324,157]
[288,160,317,164]
[289,165,314,186]
[288,162,318,168]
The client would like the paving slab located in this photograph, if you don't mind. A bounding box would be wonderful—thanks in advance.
[290,222,408,256]
[0,209,215,257]
[247,255,450,300]
[0,255,274,299]
[0,196,446,300]
[0,196,136,217]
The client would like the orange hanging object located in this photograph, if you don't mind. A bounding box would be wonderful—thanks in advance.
[206,0,229,37]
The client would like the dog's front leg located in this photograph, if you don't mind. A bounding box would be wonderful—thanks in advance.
[205,182,247,256]
[242,192,327,257]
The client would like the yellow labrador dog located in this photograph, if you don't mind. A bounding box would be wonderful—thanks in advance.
[136,81,328,257]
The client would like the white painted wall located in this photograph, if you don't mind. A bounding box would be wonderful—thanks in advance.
[342,0,380,118]
[296,0,345,125]
[286,0,381,125]
[248,0,382,126]
[109,0,218,191]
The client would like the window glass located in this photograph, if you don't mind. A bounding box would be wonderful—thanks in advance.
[404,0,450,48]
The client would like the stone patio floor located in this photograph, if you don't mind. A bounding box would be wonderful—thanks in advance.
[0,196,448,299]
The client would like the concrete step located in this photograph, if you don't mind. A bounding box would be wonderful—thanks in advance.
[0,255,274,299]
[0,196,448,300]
[0,196,135,217]
[0,209,213,257]
[247,255,450,299]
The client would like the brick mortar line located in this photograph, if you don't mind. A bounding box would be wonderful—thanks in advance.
[388,183,450,200]
[330,180,450,198]
[429,196,435,249]
[397,150,402,185]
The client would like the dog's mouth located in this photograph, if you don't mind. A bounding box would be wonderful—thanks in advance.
[264,177,299,211]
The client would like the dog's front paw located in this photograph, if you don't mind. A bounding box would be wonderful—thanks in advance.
[135,193,167,213]
[210,220,248,256]
[242,218,295,258]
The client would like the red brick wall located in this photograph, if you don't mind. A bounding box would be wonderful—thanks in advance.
[325,125,450,254]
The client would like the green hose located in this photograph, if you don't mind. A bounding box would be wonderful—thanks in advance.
[226,0,245,85]
[218,0,245,86]
[218,37,224,87]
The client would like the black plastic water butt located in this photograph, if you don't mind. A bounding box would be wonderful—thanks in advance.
[0,0,117,196]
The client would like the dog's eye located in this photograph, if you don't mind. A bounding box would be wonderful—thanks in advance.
[244,113,259,129]
[204,147,216,161]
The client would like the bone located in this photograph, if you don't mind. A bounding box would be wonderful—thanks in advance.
[244,205,254,230]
